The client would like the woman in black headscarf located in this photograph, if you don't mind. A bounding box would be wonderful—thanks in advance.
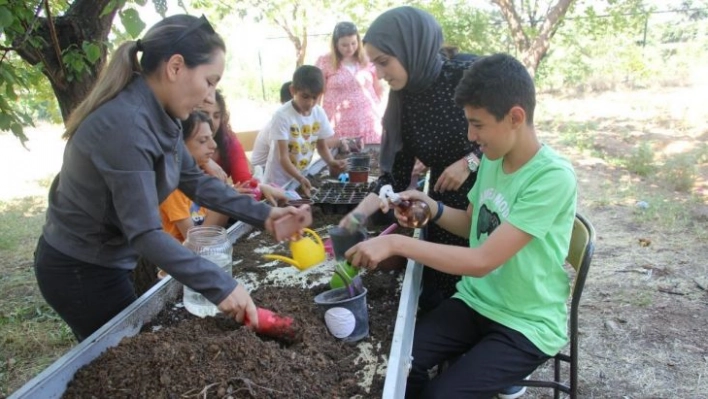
[341,6,481,312]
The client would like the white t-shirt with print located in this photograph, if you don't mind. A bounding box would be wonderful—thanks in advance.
[263,101,335,187]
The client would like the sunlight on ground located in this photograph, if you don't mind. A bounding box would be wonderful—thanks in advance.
[538,65,708,142]
[0,124,64,200]
[539,83,708,139]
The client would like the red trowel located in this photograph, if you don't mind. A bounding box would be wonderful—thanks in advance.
[244,307,300,343]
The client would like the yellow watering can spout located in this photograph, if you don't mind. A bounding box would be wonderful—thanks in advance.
[262,254,304,270]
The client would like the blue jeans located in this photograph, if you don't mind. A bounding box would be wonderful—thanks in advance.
[34,236,137,342]
[405,298,549,399]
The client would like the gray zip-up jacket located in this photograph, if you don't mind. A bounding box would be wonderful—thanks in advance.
[43,76,271,306]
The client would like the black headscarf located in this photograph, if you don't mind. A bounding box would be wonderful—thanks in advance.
[364,6,444,174]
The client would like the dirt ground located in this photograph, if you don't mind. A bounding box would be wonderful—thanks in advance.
[2,82,708,398]
[524,86,708,398]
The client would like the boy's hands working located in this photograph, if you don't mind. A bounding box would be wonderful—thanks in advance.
[345,235,400,271]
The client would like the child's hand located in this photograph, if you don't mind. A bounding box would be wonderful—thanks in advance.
[434,155,475,193]
[264,206,301,238]
[338,212,366,232]
[217,284,257,325]
[233,181,254,195]
[202,158,228,182]
[412,158,429,176]
[345,235,396,270]
[298,177,312,197]
[259,184,288,206]
[338,138,350,154]
[391,190,433,227]
[397,190,430,203]
[328,159,348,176]
[233,180,264,201]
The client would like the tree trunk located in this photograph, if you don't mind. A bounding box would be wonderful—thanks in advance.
[492,0,575,77]
[275,15,308,69]
[13,0,120,123]
[296,27,307,67]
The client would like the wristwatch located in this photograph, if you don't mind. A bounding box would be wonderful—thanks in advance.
[465,153,479,173]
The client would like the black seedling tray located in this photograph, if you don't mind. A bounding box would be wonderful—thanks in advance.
[311,181,376,214]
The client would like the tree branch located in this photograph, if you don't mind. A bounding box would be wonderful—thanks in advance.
[528,0,574,56]
[43,0,69,83]
[33,46,64,87]
[492,0,530,51]
[537,0,573,42]
[0,0,43,65]
[66,0,125,21]
[299,9,307,67]
[274,15,301,52]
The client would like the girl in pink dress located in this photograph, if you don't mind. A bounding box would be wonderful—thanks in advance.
[316,22,384,145]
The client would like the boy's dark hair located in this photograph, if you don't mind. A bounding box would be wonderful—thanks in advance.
[454,53,536,124]
[280,81,293,103]
[182,111,212,141]
[291,65,324,95]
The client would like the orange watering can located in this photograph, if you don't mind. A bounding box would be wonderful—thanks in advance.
[263,228,326,271]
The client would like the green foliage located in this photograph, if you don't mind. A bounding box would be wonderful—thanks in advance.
[0,59,36,143]
[411,0,509,56]
[119,8,147,38]
[61,43,104,82]
[0,0,182,141]
[534,0,708,91]
[660,153,698,192]
[3,0,708,143]
[697,143,708,164]
[0,2,42,143]
[1,2,60,135]
[100,0,122,18]
[551,120,598,150]
[535,1,652,89]
[625,141,656,176]
[0,6,13,30]
[153,0,168,16]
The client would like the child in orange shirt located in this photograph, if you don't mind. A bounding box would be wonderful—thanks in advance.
[160,112,229,241]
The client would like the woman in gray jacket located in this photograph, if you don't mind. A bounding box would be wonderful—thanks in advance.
[34,14,297,341]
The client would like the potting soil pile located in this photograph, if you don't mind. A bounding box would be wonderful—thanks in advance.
[62,212,405,399]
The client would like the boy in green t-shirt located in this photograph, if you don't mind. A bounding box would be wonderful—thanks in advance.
[345,53,577,398]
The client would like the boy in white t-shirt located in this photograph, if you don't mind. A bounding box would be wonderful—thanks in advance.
[263,66,346,195]
[251,81,293,169]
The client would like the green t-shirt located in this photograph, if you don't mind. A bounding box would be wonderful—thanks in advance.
[453,145,577,356]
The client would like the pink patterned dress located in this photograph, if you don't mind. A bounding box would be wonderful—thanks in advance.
[316,54,383,144]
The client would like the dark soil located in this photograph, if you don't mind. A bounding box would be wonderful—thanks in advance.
[63,212,407,399]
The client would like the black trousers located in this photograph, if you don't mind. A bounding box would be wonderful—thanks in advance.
[33,236,137,342]
[406,298,550,399]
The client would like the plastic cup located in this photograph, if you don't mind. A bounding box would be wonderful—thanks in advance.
[314,287,369,342]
